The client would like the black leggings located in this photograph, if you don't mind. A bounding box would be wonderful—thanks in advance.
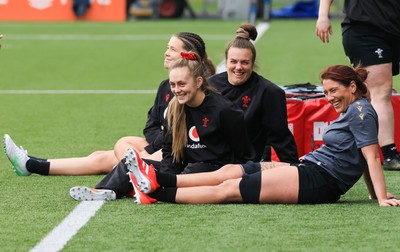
[95,159,132,199]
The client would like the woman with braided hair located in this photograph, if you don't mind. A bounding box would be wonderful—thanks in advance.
[69,51,255,201]
[4,32,215,176]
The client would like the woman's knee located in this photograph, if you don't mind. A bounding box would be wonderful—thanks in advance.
[217,164,243,178]
[114,136,147,152]
[88,150,118,173]
[218,164,236,174]
[114,136,134,149]
[216,179,243,202]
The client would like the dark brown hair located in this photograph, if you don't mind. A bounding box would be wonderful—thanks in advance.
[174,32,216,77]
[225,23,258,65]
[320,65,369,98]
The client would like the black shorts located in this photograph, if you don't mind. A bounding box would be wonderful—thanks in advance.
[296,161,343,204]
[181,162,220,174]
[342,23,400,76]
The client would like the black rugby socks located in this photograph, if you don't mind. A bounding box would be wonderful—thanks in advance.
[381,144,398,160]
[26,158,50,175]
[155,170,177,187]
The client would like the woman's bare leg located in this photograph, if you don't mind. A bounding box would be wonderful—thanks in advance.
[142,149,162,161]
[175,178,243,204]
[259,165,299,203]
[114,136,149,161]
[175,165,299,204]
[176,164,244,187]
[175,161,290,188]
[260,161,290,170]
[48,150,118,175]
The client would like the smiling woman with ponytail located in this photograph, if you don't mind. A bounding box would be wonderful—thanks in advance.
[159,51,255,174]
[167,52,216,163]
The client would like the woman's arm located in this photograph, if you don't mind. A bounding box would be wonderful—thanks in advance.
[159,123,182,174]
[262,87,298,163]
[316,0,333,43]
[361,144,399,206]
[363,156,395,200]
[362,167,377,199]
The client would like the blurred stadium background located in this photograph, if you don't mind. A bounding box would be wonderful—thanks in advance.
[0,0,345,22]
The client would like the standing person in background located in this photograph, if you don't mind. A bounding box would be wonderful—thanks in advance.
[4,32,215,176]
[210,23,298,163]
[316,0,400,170]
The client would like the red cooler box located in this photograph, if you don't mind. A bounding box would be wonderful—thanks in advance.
[272,95,400,162]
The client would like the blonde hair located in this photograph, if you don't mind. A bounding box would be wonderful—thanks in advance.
[167,52,215,162]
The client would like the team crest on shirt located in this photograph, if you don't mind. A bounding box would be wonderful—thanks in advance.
[375,48,383,59]
[242,96,251,108]
[202,117,209,127]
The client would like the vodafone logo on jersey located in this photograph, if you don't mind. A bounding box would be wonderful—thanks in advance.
[188,126,200,142]
[187,126,206,149]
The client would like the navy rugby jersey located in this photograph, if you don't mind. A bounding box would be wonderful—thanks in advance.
[160,92,256,174]
[209,71,298,162]
[143,79,174,154]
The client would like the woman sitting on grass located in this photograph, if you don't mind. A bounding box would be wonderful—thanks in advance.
[69,51,256,201]
[3,32,215,176]
[127,64,400,207]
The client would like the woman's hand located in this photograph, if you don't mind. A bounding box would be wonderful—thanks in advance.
[315,17,332,43]
[369,192,396,200]
[379,198,400,207]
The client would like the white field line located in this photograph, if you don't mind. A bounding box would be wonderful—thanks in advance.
[3,34,232,41]
[29,22,270,252]
[216,22,271,73]
[0,90,157,95]
[30,201,105,252]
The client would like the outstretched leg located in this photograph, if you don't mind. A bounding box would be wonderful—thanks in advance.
[48,150,117,175]
[163,165,299,204]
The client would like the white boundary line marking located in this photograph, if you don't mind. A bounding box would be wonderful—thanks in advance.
[4,34,232,41]
[28,22,271,251]
[30,201,105,252]
[0,90,157,95]
[216,22,271,73]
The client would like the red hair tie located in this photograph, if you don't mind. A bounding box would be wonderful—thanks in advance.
[181,52,197,60]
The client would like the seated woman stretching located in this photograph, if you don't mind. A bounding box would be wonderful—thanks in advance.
[3,32,215,176]
[69,51,255,201]
[127,64,400,207]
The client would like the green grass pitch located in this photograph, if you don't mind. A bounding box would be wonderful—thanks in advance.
[0,19,399,251]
